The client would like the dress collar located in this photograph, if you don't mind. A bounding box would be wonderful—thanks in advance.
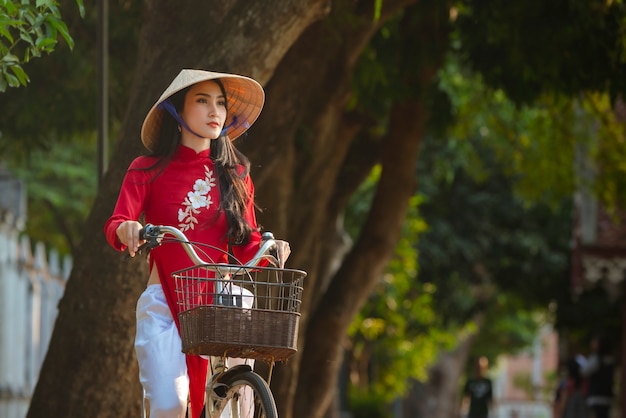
[174,144,211,160]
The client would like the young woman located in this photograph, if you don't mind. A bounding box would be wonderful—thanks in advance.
[104,69,289,418]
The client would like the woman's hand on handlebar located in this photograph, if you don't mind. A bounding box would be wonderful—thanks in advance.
[116,220,145,257]
[274,240,291,268]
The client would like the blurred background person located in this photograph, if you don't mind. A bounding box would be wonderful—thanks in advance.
[553,357,589,418]
[579,335,616,418]
[462,356,493,418]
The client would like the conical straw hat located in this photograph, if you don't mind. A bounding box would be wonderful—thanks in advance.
[141,69,265,151]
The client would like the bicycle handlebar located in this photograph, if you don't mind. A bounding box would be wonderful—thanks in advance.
[138,224,278,275]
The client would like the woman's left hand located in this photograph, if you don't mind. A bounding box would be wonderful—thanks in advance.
[274,240,291,268]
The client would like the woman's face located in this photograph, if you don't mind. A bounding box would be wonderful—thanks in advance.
[179,80,227,147]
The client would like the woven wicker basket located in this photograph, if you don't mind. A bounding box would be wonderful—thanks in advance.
[179,306,300,361]
[173,265,306,362]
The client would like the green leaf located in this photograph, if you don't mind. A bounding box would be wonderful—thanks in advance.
[5,71,19,87]
[29,45,41,57]
[36,0,53,8]
[10,64,29,85]
[22,9,36,25]
[45,14,73,49]
[0,25,15,43]
[4,1,18,16]
[75,0,85,18]
[19,31,34,46]
[32,11,46,29]
[47,3,61,16]
[0,15,24,26]
[373,0,382,21]
[1,53,19,63]
[35,36,55,50]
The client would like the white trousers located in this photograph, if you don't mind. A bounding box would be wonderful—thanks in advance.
[135,284,255,418]
[135,284,188,418]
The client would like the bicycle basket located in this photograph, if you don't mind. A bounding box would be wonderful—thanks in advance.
[173,264,306,362]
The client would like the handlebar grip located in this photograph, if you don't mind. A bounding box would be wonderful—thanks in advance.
[133,224,159,257]
[260,231,280,266]
[139,224,157,240]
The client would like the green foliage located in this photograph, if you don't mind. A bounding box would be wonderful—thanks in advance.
[350,1,452,128]
[346,168,457,403]
[415,53,579,368]
[436,49,626,231]
[579,92,626,211]
[416,125,573,320]
[348,388,392,418]
[437,57,582,206]
[0,0,84,91]
[435,52,626,214]
[454,0,626,104]
[0,0,140,149]
[471,301,546,360]
[342,5,621,407]
[426,55,626,344]
[511,372,534,399]
[6,134,98,255]
[344,165,380,238]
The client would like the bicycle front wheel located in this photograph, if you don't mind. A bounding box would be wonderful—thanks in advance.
[207,370,277,418]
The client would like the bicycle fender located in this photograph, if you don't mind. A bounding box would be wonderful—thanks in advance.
[216,364,253,383]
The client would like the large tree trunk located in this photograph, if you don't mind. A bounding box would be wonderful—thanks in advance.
[404,314,485,418]
[240,1,421,416]
[27,1,328,417]
[286,3,449,417]
[405,336,476,418]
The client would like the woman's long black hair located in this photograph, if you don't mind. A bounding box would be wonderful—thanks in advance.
[142,79,257,245]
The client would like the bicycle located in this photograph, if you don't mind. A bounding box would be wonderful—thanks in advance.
[137,224,307,418]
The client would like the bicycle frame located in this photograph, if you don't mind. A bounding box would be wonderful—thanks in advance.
[138,224,294,418]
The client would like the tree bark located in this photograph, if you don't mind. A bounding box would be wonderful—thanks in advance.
[294,96,426,417]
[404,335,475,418]
[291,2,450,416]
[404,313,485,418]
[241,1,432,416]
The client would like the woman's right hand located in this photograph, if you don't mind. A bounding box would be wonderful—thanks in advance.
[116,220,144,257]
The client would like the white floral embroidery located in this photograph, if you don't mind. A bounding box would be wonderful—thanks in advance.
[188,190,208,209]
[193,179,211,195]
[178,166,216,231]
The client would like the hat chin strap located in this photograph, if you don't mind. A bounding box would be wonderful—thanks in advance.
[158,99,241,138]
